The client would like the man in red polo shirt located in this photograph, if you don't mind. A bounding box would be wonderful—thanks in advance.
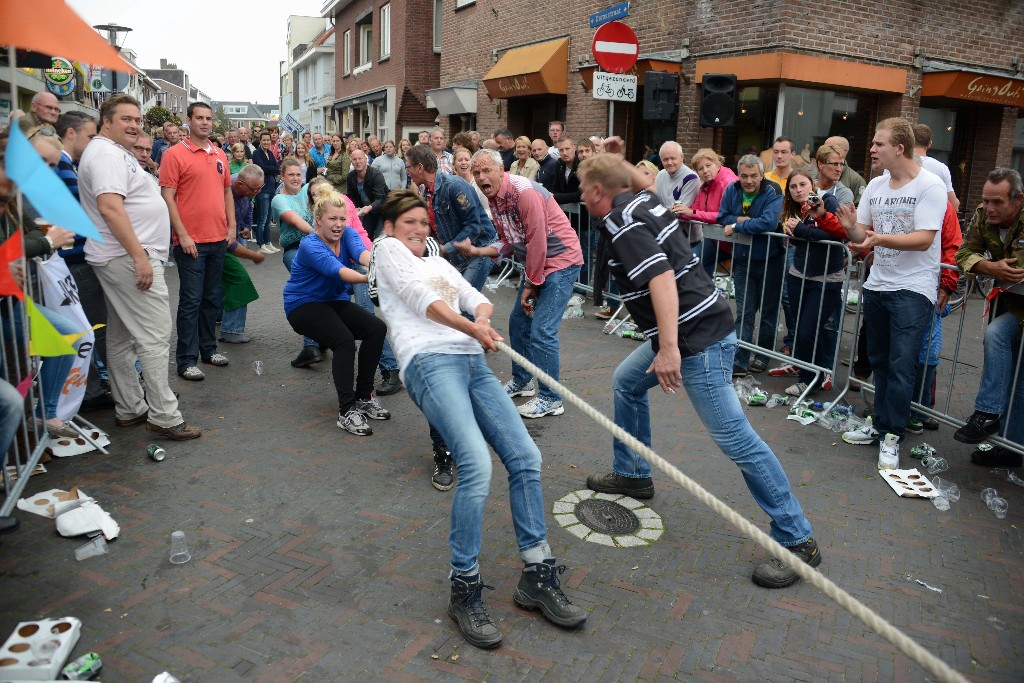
[160,101,236,381]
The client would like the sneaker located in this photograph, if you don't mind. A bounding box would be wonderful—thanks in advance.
[291,346,323,368]
[769,363,800,378]
[842,416,878,445]
[504,379,536,398]
[258,244,275,254]
[749,358,768,373]
[202,353,229,367]
[906,417,924,435]
[178,365,205,381]
[518,397,564,418]
[785,382,809,397]
[877,433,900,470]
[337,408,373,436]
[586,471,654,499]
[267,244,281,253]
[163,261,175,267]
[922,417,940,431]
[594,305,614,320]
[376,369,403,396]
[970,446,1022,468]
[218,333,251,344]
[954,411,999,444]
[449,574,501,649]
[431,446,455,491]
[751,538,823,589]
[354,396,391,420]
[146,421,201,440]
[780,345,793,357]
[513,560,588,628]
[820,372,833,391]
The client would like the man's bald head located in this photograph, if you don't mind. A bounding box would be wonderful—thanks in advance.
[824,136,850,156]
[30,92,60,126]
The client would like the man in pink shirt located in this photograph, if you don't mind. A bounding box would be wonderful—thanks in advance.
[466,149,584,418]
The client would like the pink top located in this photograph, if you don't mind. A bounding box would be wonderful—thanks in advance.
[690,166,738,224]
[341,193,371,249]
[489,173,583,286]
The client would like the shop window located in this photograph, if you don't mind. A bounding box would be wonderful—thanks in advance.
[777,86,877,174]
[380,4,391,59]
[918,108,957,167]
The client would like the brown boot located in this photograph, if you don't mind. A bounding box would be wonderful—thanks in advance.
[147,421,201,440]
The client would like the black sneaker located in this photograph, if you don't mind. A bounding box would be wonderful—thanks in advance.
[513,560,587,628]
[292,346,323,368]
[377,369,403,396]
[970,446,1022,468]
[906,417,924,435]
[431,446,455,491]
[922,417,940,431]
[954,411,1000,444]
[751,538,822,589]
[586,472,654,499]
[337,408,373,436]
[448,574,501,648]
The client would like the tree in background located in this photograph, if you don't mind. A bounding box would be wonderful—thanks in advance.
[145,106,180,132]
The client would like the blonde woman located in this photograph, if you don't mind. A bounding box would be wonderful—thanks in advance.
[326,133,351,194]
[509,135,539,181]
[229,143,247,175]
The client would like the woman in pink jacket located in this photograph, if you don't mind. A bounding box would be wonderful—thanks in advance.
[676,148,737,277]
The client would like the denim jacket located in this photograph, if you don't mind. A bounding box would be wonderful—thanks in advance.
[429,172,498,271]
[717,178,784,261]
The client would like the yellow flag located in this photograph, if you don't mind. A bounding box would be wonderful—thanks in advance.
[62,324,105,345]
[26,298,76,357]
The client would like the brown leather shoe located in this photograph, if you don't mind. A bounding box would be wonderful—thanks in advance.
[116,411,149,427]
[146,421,201,440]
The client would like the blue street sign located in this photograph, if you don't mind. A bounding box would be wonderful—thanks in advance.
[589,2,629,29]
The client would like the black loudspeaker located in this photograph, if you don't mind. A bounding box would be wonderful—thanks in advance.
[700,74,737,127]
[643,71,679,121]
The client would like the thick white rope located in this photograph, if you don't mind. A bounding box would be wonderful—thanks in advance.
[496,340,968,683]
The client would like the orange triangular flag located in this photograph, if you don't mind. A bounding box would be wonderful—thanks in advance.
[0,233,25,300]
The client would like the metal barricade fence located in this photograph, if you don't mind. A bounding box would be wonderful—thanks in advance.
[1,246,51,517]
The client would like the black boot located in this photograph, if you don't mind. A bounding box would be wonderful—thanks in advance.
[377,369,403,396]
[431,446,455,491]
[448,574,501,648]
[291,346,322,368]
[513,560,587,628]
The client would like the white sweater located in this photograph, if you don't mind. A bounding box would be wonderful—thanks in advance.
[374,238,490,381]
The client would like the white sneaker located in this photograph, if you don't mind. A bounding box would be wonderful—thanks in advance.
[267,244,281,253]
[504,379,536,398]
[877,433,900,470]
[518,397,564,418]
[842,416,878,445]
[259,244,274,254]
[785,382,809,397]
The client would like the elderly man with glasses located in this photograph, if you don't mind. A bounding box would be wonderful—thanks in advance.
[217,164,266,343]
[30,92,61,128]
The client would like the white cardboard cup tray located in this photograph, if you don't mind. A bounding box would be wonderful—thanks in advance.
[879,468,940,498]
[0,617,81,680]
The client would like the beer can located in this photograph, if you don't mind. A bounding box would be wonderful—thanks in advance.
[148,444,166,462]
[62,651,102,679]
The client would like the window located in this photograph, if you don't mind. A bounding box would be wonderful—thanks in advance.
[380,4,391,59]
[343,30,351,75]
[433,0,442,52]
[359,25,373,66]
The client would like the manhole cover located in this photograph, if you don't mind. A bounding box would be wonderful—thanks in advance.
[574,498,640,534]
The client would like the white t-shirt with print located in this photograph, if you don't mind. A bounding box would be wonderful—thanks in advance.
[857,168,946,303]
[80,136,171,264]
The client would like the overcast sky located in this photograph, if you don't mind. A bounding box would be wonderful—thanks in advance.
[66,0,324,104]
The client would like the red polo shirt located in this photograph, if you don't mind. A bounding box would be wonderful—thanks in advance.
[159,138,231,243]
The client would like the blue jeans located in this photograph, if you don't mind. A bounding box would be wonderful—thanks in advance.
[611,332,813,547]
[0,379,24,455]
[862,288,933,438]
[732,253,785,369]
[780,245,797,349]
[404,352,549,573]
[174,241,226,371]
[509,264,581,402]
[254,191,273,246]
[352,279,397,372]
[459,255,492,293]
[788,275,842,387]
[3,302,79,421]
[974,312,1024,442]
[283,245,318,349]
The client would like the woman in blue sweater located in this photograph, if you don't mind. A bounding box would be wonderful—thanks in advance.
[283,185,389,435]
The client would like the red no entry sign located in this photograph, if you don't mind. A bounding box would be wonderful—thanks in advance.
[592,21,639,74]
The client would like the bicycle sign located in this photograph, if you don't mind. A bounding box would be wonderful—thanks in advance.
[593,71,637,102]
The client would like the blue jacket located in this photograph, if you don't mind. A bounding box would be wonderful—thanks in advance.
[717,178,784,261]
[429,172,498,271]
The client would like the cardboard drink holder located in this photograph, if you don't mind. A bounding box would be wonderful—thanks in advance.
[0,617,81,680]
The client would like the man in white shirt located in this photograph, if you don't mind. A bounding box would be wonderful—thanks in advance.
[838,117,946,468]
[912,123,959,211]
[78,94,200,441]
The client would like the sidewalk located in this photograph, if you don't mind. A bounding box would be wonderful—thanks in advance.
[0,256,1021,682]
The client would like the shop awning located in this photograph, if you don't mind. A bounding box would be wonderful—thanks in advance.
[482,38,569,99]
[578,58,683,90]
[695,51,907,94]
[921,71,1024,107]
[426,82,478,115]
[333,88,387,111]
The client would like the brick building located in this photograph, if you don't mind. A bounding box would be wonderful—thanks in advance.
[434,0,1024,209]
[322,0,441,143]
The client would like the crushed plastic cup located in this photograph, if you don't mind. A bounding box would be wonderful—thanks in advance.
[562,305,584,319]
[1007,471,1024,487]
[169,530,191,564]
[766,394,790,408]
[922,454,948,474]
[981,488,998,504]
[931,495,950,511]
[931,476,960,502]
[988,496,1008,519]
[75,534,108,561]
[252,360,265,376]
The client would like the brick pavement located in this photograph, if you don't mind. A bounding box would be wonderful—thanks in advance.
[1,253,1022,682]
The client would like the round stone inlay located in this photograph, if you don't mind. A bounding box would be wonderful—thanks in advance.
[574,498,640,534]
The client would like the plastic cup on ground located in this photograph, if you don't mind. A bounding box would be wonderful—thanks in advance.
[931,495,950,511]
[988,497,1008,519]
[981,487,998,504]
[931,476,960,502]
[169,530,191,564]
[75,534,108,561]
[252,360,265,376]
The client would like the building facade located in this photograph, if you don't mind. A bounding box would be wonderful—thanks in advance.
[291,28,336,134]
[435,0,1024,209]
[323,0,441,143]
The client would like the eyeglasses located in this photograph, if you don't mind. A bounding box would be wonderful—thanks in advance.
[822,161,846,168]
